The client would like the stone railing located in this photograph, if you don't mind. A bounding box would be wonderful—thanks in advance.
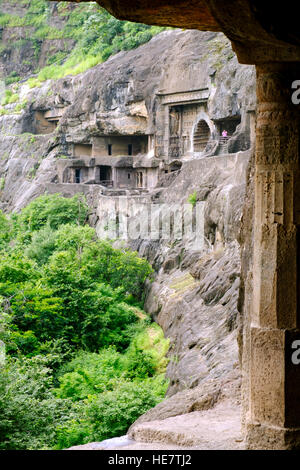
[100,180,113,187]
[219,135,231,143]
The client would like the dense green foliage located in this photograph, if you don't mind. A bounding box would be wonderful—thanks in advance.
[0,194,169,449]
[0,0,165,84]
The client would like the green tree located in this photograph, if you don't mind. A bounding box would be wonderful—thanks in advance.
[55,378,167,449]
[0,356,74,450]
[0,252,39,283]
[0,210,12,250]
[25,225,57,265]
[15,193,88,234]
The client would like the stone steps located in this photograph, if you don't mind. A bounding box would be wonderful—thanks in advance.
[128,401,244,450]
[218,143,229,154]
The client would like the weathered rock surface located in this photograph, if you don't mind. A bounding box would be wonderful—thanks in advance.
[129,367,240,429]
[128,401,244,450]
[130,151,251,397]
[68,437,198,450]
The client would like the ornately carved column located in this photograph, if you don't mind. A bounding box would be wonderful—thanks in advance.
[247,63,300,449]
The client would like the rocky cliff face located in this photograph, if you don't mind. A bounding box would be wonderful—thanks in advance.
[0,29,255,207]
[137,152,250,396]
[0,1,76,80]
[0,23,256,424]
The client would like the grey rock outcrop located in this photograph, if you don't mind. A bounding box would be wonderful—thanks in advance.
[130,150,251,397]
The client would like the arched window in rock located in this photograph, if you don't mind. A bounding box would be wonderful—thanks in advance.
[193,120,210,152]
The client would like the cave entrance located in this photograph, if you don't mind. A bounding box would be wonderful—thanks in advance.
[99,165,113,187]
[75,169,81,184]
[193,120,210,152]
[100,165,112,185]
[216,116,241,138]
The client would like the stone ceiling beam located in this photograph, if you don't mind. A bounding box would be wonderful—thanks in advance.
[55,0,221,31]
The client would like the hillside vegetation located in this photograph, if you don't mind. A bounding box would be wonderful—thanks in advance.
[0,0,165,86]
[0,194,169,449]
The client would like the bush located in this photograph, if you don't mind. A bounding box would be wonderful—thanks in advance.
[0,356,74,450]
[124,323,170,376]
[54,348,124,401]
[81,299,140,352]
[4,72,20,86]
[15,193,88,234]
[80,241,154,299]
[25,225,57,264]
[0,252,38,283]
[55,378,167,449]
[1,90,19,106]
[86,380,165,439]
[187,190,197,207]
[0,284,63,345]
[54,223,95,252]
[0,210,11,250]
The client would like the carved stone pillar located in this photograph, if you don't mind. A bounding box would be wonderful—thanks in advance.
[246,63,300,449]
